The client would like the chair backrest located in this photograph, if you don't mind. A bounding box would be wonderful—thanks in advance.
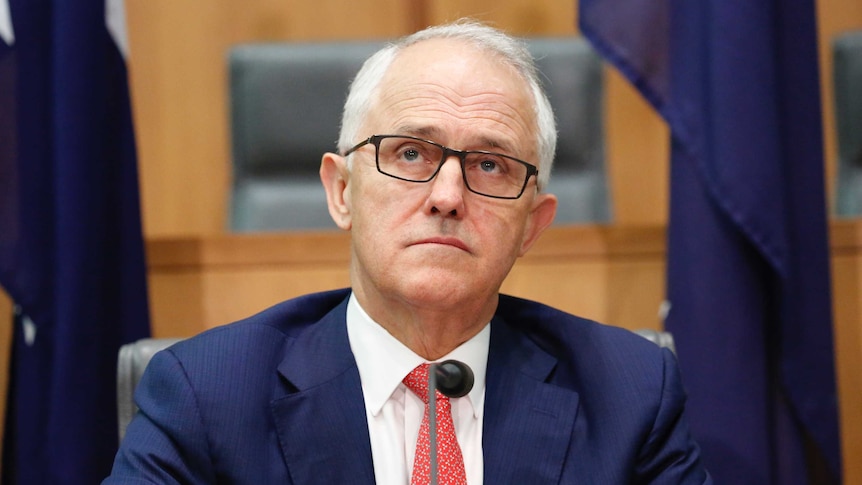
[228,41,385,232]
[834,31,862,216]
[227,37,609,232]
[528,37,610,224]
[116,337,183,441]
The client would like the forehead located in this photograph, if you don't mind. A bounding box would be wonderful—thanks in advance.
[365,38,537,155]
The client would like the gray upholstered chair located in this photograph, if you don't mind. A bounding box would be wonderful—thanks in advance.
[116,337,182,441]
[227,37,610,232]
[528,37,610,224]
[834,31,862,216]
[228,41,385,232]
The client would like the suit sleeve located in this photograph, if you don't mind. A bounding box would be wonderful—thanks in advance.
[634,349,713,485]
[103,348,215,484]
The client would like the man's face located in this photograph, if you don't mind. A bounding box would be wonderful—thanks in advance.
[322,38,557,317]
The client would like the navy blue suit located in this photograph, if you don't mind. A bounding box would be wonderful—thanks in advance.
[105,289,710,484]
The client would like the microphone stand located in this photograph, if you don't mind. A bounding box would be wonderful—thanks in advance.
[428,363,439,485]
[426,360,473,485]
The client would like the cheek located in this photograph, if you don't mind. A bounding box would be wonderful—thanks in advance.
[476,202,528,240]
[350,177,421,231]
[469,207,529,266]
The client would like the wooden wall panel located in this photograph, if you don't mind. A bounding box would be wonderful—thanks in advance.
[146,226,651,333]
[149,265,353,333]
[125,0,414,238]
[0,289,11,467]
[146,231,353,329]
[143,225,668,336]
[605,71,669,225]
[503,260,609,323]
[830,222,862,483]
[126,0,862,237]
[126,1,230,237]
[427,0,577,35]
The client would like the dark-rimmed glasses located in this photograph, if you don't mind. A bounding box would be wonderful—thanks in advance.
[344,134,539,200]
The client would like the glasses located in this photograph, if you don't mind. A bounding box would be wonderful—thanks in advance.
[344,135,539,200]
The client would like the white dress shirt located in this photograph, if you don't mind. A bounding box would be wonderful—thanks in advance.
[346,293,489,485]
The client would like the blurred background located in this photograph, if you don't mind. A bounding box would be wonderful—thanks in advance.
[125,0,861,238]
[2,0,862,482]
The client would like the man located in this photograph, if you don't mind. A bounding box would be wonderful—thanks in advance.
[106,20,710,484]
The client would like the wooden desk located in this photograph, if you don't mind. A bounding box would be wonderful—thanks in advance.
[829,219,862,482]
[147,221,862,481]
[146,224,668,336]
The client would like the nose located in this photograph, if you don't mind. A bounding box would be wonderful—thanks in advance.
[426,156,466,217]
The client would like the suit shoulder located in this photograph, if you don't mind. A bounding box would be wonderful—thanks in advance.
[497,294,660,352]
[495,293,670,382]
[164,289,351,368]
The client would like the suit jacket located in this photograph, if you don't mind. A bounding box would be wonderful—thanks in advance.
[105,289,711,484]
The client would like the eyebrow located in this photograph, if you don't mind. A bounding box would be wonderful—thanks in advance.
[392,124,518,155]
[393,125,441,141]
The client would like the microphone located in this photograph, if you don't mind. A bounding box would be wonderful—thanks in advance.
[434,360,475,398]
[428,360,474,485]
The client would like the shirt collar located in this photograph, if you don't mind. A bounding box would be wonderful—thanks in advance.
[346,292,489,418]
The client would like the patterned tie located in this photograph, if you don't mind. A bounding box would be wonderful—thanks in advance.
[403,363,468,485]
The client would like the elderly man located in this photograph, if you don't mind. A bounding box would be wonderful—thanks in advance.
[106,20,710,484]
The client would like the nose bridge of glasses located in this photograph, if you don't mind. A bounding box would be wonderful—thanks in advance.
[437,145,464,163]
[434,149,469,184]
[441,146,476,178]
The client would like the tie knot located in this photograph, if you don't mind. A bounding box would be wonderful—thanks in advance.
[403,363,447,404]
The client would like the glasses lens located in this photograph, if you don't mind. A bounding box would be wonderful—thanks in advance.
[462,153,529,198]
[377,137,443,182]
[375,136,531,198]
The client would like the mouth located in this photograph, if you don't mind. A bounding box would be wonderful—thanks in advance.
[410,237,471,253]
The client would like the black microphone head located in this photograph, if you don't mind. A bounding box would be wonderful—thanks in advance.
[434,360,474,398]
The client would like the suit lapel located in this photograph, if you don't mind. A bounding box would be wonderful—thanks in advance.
[271,299,376,485]
[267,297,580,484]
[483,316,580,484]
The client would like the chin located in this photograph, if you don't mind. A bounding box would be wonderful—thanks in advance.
[397,270,491,307]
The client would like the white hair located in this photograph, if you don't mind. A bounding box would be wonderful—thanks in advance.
[337,19,557,191]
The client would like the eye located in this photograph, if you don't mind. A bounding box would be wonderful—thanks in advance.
[393,143,431,164]
[465,154,511,176]
[401,147,421,162]
[479,159,501,173]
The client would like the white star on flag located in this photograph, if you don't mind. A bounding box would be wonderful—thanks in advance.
[0,0,14,46]
[105,0,129,59]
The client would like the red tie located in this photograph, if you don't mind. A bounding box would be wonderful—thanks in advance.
[403,364,468,485]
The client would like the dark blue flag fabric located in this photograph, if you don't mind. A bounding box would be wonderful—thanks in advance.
[580,0,841,483]
[0,0,150,482]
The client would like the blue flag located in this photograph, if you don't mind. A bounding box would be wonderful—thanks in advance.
[0,0,150,482]
[580,0,841,483]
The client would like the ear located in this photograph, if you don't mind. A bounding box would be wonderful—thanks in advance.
[518,193,557,256]
[320,152,352,230]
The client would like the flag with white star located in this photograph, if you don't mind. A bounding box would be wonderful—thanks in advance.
[0,1,150,482]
